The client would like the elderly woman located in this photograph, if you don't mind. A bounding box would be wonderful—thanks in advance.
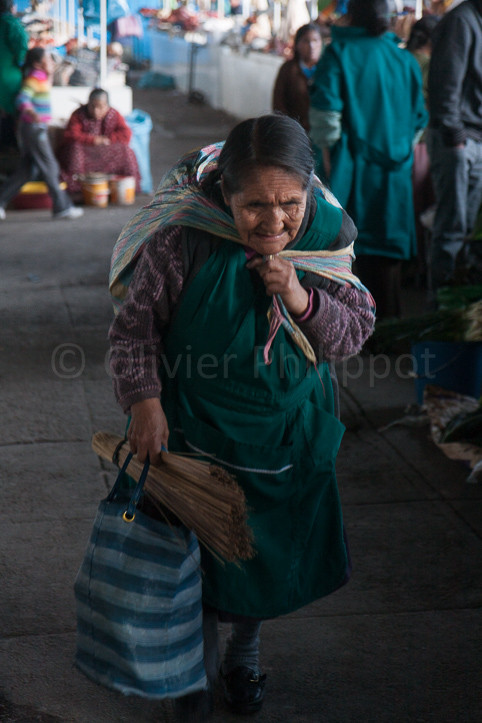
[57,87,140,193]
[108,114,375,717]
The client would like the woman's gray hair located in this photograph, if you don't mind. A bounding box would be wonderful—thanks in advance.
[211,114,315,198]
[88,87,110,104]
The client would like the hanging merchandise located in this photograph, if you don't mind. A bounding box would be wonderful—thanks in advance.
[112,13,143,38]
[83,0,132,27]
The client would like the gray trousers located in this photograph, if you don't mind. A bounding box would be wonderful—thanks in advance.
[426,128,482,287]
[0,122,71,215]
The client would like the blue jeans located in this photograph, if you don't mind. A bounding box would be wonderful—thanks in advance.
[426,128,482,287]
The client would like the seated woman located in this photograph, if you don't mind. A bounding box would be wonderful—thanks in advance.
[57,88,141,193]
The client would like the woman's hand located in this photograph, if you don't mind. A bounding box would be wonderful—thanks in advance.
[128,397,169,466]
[246,255,309,317]
[93,136,111,146]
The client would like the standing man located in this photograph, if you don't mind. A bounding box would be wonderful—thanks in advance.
[427,0,482,290]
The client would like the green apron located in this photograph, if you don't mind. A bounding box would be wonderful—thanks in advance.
[161,218,348,619]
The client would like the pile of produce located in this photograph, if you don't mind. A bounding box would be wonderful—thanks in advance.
[367,285,482,354]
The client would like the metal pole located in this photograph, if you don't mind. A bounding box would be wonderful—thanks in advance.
[60,0,67,39]
[188,42,195,98]
[99,0,107,87]
[68,0,75,37]
[273,1,281,35]
[78,6,84,43]
[52,0,60,40]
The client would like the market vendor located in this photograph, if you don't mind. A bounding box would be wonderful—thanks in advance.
[57,87,140,194]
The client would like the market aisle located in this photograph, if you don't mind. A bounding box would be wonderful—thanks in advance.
[0,86,480,722]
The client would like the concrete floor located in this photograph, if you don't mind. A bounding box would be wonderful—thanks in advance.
[0,85,481,723]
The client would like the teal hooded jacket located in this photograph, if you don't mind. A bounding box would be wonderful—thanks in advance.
[310,27,428,260]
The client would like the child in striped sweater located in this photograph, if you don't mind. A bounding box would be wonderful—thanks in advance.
[0,47,83,220]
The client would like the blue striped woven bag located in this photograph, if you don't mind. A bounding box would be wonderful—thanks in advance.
[74,453,207,698]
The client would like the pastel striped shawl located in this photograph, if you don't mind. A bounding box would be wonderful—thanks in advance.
[109,143,374,363]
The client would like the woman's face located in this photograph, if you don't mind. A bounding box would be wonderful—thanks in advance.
[88,97,109,121]
[296,30,322,67]
[223,166,308,255]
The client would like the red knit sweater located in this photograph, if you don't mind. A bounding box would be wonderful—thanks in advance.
[62,105,131,146]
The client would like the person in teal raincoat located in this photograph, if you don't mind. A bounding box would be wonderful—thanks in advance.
[310,0,428,319]
[0,0,28,149]
[109,114,375,718]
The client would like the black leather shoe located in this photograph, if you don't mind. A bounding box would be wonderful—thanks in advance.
[221,666,267,714]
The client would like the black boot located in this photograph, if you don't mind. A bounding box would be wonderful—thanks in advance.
[221,666,267,714]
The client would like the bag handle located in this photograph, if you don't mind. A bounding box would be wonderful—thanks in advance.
[108,451,151,523]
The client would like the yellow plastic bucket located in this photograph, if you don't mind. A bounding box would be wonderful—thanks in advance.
[109,176,136,205]
[81,175,109,207]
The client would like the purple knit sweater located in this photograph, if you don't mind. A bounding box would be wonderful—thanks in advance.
[109,225,375,412]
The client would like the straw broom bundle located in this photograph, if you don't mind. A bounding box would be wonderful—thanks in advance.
[92,431,255,564]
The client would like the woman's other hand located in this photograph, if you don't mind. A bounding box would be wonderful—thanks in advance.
[247,255,309,316]
[128,398,169,466]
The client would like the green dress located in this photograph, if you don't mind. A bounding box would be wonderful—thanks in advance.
[160,201,349,619]
[310,27,428,261]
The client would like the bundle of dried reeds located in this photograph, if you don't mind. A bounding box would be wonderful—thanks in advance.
[92,431,255,564]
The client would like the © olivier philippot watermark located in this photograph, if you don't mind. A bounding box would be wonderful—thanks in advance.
[337,349,437,387]
[51,342,438,387]
[51,343,86,379]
